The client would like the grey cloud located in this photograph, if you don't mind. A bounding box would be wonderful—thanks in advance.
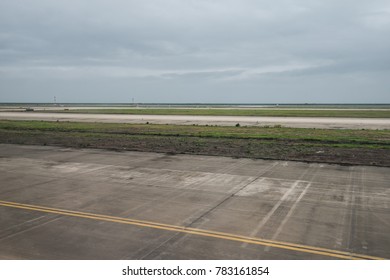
[0,0,389,102]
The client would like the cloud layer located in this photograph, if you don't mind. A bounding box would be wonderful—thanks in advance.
[1,0,389,103]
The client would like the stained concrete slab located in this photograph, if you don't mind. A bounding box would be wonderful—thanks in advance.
[0,144,389,259]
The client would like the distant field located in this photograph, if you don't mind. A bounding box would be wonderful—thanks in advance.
[1,120,389,166]
[42,108,390,118]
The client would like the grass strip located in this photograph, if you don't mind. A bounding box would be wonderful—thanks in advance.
[0,120,389,146]
[41,108,390,118]
[1,120,389,166]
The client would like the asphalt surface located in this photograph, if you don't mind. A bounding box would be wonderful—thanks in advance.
[0,144,389,259]
[1,112,390,129]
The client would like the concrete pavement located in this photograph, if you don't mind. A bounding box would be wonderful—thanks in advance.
[0,144,389,259]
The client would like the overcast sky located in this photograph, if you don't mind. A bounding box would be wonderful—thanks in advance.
[0,0,389,103]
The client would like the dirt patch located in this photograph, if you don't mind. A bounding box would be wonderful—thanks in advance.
[0,130,389,166]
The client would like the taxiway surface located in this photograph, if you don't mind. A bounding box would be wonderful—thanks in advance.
[0,144,389,259]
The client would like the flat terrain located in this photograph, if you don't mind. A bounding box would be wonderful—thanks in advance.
[3,106,390,117]
[1,112,390,129]
[31,108,390,118]
[1,120,389,166]
[0,144,388,259]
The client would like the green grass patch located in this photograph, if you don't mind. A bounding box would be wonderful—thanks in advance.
[2,120,390,166]
[42,108,390,118]
[1,120,389,149]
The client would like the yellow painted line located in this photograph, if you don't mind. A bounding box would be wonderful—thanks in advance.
[0,200,384,260]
